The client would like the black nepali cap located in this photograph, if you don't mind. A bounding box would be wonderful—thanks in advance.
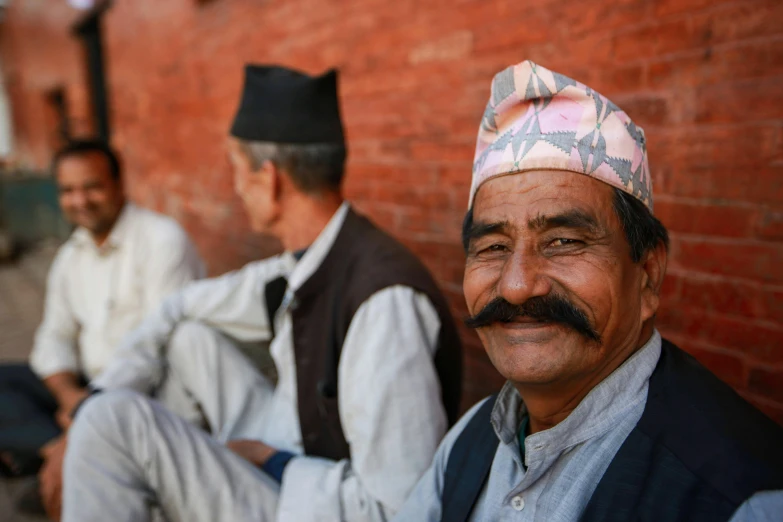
[230,64,345,145]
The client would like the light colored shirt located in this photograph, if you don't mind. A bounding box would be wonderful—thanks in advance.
[729,491,783,522]
[92,202,449,522]
[395,330,663,522]
[30,202,205,380]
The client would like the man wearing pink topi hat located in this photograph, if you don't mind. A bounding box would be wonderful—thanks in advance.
[394,60,783,522]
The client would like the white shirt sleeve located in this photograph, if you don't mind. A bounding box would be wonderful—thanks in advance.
[140,223,205,314]
[277,285,450,522]
[29,246,81,379]
[391,398,491,522]
[90,258,286,392]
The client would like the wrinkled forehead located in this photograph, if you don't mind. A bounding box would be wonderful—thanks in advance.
[471,169,619,230]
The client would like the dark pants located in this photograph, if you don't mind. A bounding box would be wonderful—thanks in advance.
[0,363,61,476]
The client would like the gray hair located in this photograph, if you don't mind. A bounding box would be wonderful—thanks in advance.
[239,140,346,194]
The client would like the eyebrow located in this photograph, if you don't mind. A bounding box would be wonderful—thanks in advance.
[528,210,602,234]
[463,219,509,247]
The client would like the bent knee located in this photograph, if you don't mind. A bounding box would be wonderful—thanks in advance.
[168,320,223,352]
[75,389,148,431]
[167,320,228,364]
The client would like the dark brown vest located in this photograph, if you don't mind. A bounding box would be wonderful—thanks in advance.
[268,209,463,461]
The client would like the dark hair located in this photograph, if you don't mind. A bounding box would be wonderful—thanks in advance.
[611,188,669,262]
[240,140,347,194]
[52,140,121,181]
[461,187,669,263]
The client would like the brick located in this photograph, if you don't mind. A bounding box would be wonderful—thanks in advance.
[558,0,651,39]
[695,77,783,124]
[749,367,783,403]
[654,200,758,238]
[648,38,783,90]
[612,18,708,63]
[653,0,719,17]
[409,30,473,64]
[471,14,550,54]
[657,164,783,205]
[660,273,682,304]
[755,208,783,240]
[708,0,783,45]
[659,309,783,365]
[612,95,669,127]
[678,276,769,320]
[649,125,780,172]
[673,238,783,284]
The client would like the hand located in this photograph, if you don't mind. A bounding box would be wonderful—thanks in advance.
[59,388,89,419]
[55,408,73,430]
[226,439,277,467]
[39,435,68,521]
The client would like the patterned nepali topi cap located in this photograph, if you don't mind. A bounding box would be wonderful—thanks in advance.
[470,60,653,212]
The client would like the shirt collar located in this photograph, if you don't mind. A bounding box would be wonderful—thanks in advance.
[491,329,663,451]
[71,202,135,252]
[286,201,350,291]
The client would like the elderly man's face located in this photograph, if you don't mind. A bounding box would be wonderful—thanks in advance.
[464,169,660,387]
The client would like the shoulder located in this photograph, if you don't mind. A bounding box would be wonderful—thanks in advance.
[48,238,79,279]
[341,210,444,297]
[358,285,437,313]
[211,255,291,289]
[128,205,191,246]
[653,340,783,444]
[432,396,494,461]
[641,339,783,500]
[343,210,426,269]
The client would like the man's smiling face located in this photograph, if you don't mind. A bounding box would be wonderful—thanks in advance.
[463,169,659,388]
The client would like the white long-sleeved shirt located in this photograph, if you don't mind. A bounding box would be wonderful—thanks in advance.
[30,202,205,380]
[92,202,450,521]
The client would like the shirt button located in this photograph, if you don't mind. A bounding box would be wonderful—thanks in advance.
[511,495,525,511]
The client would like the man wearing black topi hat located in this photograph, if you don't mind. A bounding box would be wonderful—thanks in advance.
[59,65,463,522]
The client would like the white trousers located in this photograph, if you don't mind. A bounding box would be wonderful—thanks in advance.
[156,320,275,442]
[63,321,280,521]
[62,389,280,522]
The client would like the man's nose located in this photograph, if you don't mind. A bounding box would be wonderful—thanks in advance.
[496,250,551,306]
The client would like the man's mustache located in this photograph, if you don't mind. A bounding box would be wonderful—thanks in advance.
[465,295,601,343]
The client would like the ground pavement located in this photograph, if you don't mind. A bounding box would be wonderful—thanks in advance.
[0,241,59,522]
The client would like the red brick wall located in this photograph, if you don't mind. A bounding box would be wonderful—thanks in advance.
[3,0,783,419]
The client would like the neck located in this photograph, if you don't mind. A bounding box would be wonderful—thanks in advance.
[89,201,126,248]
[517,324,654,434]
[277,192,343,252]
[91,231,111,247]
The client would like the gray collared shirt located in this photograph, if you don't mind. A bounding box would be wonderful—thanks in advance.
[395,330,663,522]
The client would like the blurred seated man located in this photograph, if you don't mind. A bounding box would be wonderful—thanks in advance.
[394,61,783,522]
[61,65,463,522]
[0,141,204,495]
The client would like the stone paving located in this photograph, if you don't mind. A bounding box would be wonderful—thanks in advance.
[0,241,60,522]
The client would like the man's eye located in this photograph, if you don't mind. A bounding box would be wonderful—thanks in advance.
[550,238,581,247]
[477,244,508,255]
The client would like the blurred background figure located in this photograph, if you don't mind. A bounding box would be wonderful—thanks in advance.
[0,138,204,519]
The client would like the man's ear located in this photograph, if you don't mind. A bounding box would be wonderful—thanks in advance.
[639,241,668,324]
[258,159,283,203]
